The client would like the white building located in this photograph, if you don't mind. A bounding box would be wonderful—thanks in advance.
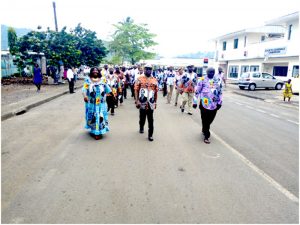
[213,12,299,81]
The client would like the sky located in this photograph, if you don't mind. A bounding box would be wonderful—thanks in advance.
[1,0,299,57]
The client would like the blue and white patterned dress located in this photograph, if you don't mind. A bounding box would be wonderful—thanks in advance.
[82,78,112,135]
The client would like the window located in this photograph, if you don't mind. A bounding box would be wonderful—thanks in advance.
[244,36,247,47]
[292,65,299,78]
[241,65,249,74]
[261,36,265,42]
[273,66,288,77]
[252,73,261,78]
[223,41,227,51]
[234,39,238,49]
[288,24,292,40]
[250,65,259,72]
[262,73,273,79]
[228,66,239,78]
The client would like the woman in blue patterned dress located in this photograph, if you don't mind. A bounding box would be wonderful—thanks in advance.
[82,67,112,140]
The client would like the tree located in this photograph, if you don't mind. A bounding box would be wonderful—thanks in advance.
[109,17,157,65]
[9,24,107,73]
[8,27,18,54]
[72,24,107,67]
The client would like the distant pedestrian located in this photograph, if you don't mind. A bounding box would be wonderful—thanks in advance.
[66,66,75,94]
[174,67,184,106]
[33,63,42,92]
[193,67,223,144]
[135,64,158,141]
[82,67,112,140]
[283,79,293,102]
[179,65,197,115]
[166,66,176,104]
[217,67,226,87]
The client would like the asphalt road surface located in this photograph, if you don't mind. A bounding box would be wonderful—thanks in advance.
[1,89,299,223]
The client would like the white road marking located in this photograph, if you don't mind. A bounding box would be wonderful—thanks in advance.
[246,105,254,109]
[212,131,299,203]
[255,109,267,113]
[270,113,280,118]
[287,119,299,125]
[235,102,243,106]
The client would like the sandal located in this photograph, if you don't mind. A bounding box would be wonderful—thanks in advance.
[204,138,210,144]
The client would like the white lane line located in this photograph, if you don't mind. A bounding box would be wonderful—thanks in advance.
[270,113,280,118]
[212,131,299,203]
[235,102,243,106]
[287,119,299,125]
[255,109,267,113]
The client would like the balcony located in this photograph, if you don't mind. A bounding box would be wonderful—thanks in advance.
[217,38,298,61]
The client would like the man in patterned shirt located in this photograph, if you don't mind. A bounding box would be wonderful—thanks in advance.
[134,64,158,141]
[179,65,197,115]
[193,67,223,144]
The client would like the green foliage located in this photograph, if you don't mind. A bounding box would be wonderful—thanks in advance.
[109,17,157,64]
[8,27,18,54]
[9,24,107,73]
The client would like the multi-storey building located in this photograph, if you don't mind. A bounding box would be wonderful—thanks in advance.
[213,12,299,81]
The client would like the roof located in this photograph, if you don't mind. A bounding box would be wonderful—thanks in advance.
[213,25,285,41]
[265,12,299,26]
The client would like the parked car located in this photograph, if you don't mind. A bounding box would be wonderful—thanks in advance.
[238,72,284,91]
[291,76,299,94]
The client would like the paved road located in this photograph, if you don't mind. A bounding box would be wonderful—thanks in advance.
[1,89,299,223]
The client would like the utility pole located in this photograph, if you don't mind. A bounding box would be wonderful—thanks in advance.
[52,2,58,32]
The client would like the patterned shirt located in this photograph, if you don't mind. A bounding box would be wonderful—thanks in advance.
[193,75,223,110]
[179,72,197,93]
[134,75,158,110]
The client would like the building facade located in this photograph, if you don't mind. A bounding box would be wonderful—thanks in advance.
[214,12,299,81]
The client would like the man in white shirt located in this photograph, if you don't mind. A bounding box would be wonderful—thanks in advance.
[67,66,75,93]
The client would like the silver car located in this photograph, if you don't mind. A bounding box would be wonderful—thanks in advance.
[238,72,284,91]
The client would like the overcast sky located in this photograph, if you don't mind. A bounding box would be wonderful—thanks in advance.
[1,0,299,57]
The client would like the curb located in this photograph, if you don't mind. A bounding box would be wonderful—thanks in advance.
[1,85,83,121]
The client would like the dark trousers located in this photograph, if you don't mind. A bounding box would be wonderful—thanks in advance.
[200,103,218,139]
[68,78,74,93]
[35,84,41,91]
[123,84,128,99]
[107,95,115,114]
[130,84,135,98]
[163,82,167,97]
[139,108,154,137]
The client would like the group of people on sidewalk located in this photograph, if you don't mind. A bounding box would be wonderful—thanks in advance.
[82,64,225,144]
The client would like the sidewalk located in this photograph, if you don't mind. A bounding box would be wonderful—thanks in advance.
[1,79,84,121]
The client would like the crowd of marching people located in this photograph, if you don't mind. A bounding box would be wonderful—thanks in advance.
[82,64,225,144]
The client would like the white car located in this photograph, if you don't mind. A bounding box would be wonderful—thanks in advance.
[291,77,299,94]
[238,72,284,91]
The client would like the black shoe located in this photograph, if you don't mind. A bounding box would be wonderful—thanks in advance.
[188,112,193,115]
[174,103,177,106]
[139,129,144,133]
[148,137,154,141]
[180,105,184,113]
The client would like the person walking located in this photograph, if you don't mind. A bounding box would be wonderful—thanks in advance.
[166,66,176,104]
[82,67,112,140]
[33,63,42,92]
[179,65,197,115]
[106,67,121,115]
[67,66,75,93]
[193,67,223,144]
[283,79,293,102]
[134,64,158,141]
[174,67,184,106]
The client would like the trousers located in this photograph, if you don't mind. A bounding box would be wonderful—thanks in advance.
[139,108,154,137]
[200,103,218,139]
